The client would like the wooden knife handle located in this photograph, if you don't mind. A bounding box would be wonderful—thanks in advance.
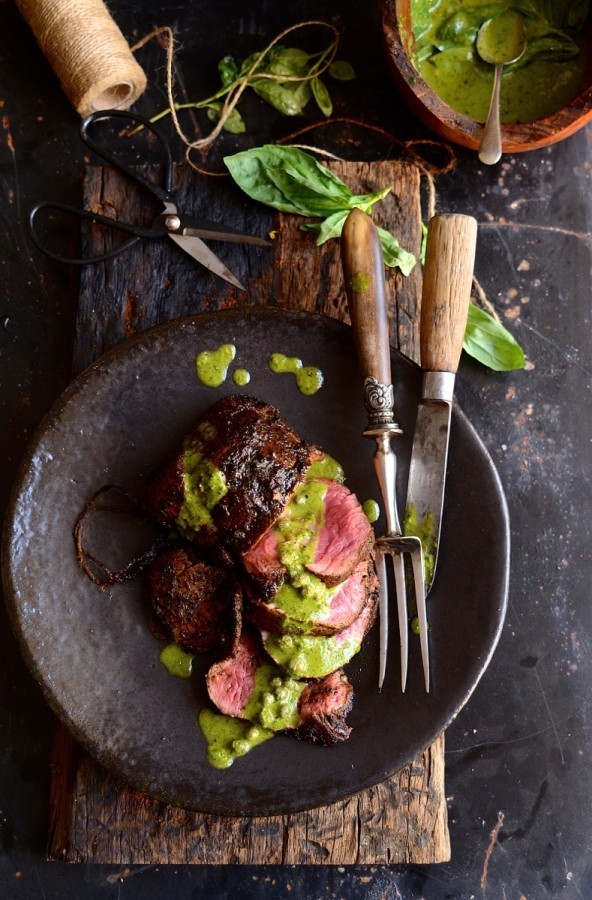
[420,214,478,374]
[341,208,391,388]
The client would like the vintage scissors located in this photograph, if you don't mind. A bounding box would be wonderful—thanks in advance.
[27,109,270,290]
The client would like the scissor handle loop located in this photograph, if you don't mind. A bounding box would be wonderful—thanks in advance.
[80,109,175,204]
[27,200,155,265]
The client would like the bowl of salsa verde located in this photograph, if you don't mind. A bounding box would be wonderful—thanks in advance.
[382,0,592,154]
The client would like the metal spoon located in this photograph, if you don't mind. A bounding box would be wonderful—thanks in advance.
[476,9,527,165]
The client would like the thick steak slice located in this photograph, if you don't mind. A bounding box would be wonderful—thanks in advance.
[147,547,242,655]
[243,479,374,600]
[261,579,378,678]
[245,556,378,637]
[205,632,354,745]
[308,480,374,583]
[145,395,316,557]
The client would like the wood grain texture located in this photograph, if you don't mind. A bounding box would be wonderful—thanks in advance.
[420,215,477,374]
[48,159,450,866]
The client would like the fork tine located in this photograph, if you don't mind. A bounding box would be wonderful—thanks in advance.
[376,550,389,691]
[391,553,409,692]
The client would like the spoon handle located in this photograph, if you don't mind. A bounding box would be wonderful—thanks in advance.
[479,63,503,165]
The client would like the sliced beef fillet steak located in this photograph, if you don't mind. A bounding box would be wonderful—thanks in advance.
[245,556,378,637]
[260,577,379,678]
[205,631,354,745]
[147,547,242,655]
[144,395,318,558]
[243,478,374,600]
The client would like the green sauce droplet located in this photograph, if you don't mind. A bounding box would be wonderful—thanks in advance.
[159,643,194,678]
[196,343,236,387]
[350,271,371,293]
[268,353,323,396]
[295,366,323,396]
[232,368,250,386]
[362,498,380,523]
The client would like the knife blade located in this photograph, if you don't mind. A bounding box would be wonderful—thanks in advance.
[404,214,478,594]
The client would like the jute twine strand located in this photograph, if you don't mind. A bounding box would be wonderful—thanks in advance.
[15,0,147,117]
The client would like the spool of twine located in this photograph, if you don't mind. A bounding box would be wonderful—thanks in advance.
[15,0,147,117]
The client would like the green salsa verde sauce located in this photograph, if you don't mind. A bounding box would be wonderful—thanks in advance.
[195,343,236,387]
[263,630,362,679]
[232,368,251,386]
[403,502,438,587]
[198,708,274,769]
[268,353,324,396]
[176,429,228,536]
[362,498,381,523]
[270,476,339,626]
[159,643,195,678]
[411,0,590,124]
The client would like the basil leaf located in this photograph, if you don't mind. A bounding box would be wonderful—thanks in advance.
[225,146,355,216]
[311,76,333,116]
[329,60,356,81]
[376,226,416,275]
[206,103,246,134]
[218,55,239,87]
[251,79,312,116]
[268,47,311,77]
[300,210,349,244]
[463,302,526,371]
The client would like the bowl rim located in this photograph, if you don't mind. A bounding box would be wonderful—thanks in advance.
[383,0,592,152]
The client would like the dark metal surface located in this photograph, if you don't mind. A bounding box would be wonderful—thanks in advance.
[1,0,591,896]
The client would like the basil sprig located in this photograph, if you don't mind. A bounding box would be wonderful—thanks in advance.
[224,145,416,275]
[225,145,526,371]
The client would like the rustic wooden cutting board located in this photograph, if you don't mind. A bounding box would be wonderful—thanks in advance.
[47,159,450,865]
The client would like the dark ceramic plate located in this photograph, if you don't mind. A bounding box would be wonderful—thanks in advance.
[2,308,509,816]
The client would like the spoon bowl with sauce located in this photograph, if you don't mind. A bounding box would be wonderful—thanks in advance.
[382,0,592,155]
[476,10,527,165]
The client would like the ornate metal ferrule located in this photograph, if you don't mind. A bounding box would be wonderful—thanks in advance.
[362,376,402,434]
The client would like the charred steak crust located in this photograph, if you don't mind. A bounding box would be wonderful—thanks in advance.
[295,670,354,745]
[147,547,242,656]
[145,395,315,557]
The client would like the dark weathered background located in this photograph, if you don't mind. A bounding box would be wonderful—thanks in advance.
[1,0,591,896]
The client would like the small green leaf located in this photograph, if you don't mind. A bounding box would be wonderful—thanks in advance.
[218,55,239,87]
[206,102,246,134]
[301,210,349,244]
[310,76,333,116]
[329,59,356,81]
[251,79,311,116]
[463,302,526,371]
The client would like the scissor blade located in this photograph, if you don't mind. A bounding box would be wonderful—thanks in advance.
[181,222,271,247]
[168,233,245,290]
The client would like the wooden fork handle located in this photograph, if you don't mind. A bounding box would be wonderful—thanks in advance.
[341,208,399,431]
[341,208,391,390]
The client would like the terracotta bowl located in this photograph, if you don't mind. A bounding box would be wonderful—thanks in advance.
[382,0,592,153]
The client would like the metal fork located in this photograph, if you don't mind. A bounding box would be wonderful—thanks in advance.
[341,208,429,692]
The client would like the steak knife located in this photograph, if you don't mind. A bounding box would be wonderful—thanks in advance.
[404,214,478,594]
